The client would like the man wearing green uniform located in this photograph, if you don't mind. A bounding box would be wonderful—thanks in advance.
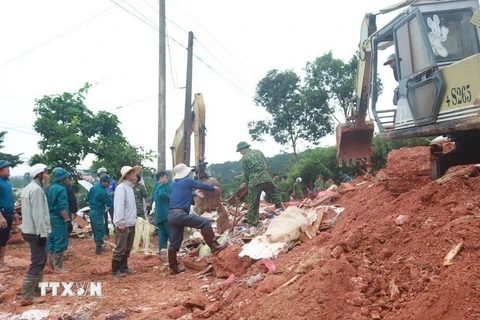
[86,175,113,255]
[46,168,71,273]
[236,142,283,235]
[314,174,325,194]
[134,174,150,219]
[152,171,170,258]
[293,177,305,200]
[278,176,290,202]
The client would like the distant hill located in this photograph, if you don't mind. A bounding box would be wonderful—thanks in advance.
[208,152,295,184]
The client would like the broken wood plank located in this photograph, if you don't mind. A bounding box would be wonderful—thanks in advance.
[268,275,300,296]
[443,241,464,266]
[74,215,89,228]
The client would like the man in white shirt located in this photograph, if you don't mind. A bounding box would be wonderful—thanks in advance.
[112,166,137,277]
[20,164,51,305]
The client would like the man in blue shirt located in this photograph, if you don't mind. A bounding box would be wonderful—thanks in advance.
[0,160,19,273]
[168,163,227,274]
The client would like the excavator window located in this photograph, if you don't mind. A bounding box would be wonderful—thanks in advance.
[422,9,479,63]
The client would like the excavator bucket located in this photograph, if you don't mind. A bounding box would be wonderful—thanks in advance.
[336,121,375,166]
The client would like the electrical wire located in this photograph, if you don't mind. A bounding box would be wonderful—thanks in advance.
[111,0,186,49]
[123,0,159,29]
[194,36,255,96]
[166,24,179,88]
[0,4,116,68]
[171,0,260,80]
[0,125,40,137]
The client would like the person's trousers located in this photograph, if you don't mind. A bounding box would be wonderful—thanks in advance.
[23,233,47,276]
[46,216,68,253]
[156,219,170,251]
[90,210,105,247]
[112,226,135,262]
[0,214,13,247]
[104,207,114,236]
[247,182,283,227]
[168,211,210,252]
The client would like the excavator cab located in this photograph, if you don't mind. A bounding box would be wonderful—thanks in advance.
[337,0,480,174]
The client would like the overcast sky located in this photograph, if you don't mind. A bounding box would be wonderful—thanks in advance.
[0,0,403,176]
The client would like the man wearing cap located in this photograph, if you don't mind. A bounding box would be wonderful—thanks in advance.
[236,142,284,236]
[46,168,71,273]
[96,168,117,238]
[112,166,137,277]
[20,164,51,305]
[86,175,113,255]
[384,53,400,105]
[0,160,19,272]
[168,163,227,274]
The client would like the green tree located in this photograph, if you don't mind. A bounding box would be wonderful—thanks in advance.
[31,84,154,181]
[0,131,23,167]
[304,52,383,121]
[250,69,333,158]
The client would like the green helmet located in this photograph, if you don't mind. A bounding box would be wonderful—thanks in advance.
[53,168,70,182]
[236,141,251,152]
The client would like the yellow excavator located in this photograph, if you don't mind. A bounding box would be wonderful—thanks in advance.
[170,93,231,233]
[336,0,480,178]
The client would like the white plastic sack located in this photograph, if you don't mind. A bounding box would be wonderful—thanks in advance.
[265,207,309,243]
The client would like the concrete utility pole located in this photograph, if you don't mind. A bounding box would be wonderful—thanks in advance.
[183,31,194,166]
[157,0,166,171]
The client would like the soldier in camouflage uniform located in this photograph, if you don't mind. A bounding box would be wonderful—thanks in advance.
[133,174,150,219]
[237,142,284,234]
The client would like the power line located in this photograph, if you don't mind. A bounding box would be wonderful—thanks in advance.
[141,0,189,34]
[193,54,253,101]
[0,125,40,137]
[171,0,260,80]
[0,4,116,68]
[111,0,186,49]
[123,0,158,29]
[0,121,35,132]
[194,36,255,96]
[166,25,179,88]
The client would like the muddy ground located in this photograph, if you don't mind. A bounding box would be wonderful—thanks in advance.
[1,146,480,320]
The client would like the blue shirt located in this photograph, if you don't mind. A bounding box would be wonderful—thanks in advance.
[0,176,14,216]
[86,184,113,212]
[169,178,215,213]
[47,183,68,218]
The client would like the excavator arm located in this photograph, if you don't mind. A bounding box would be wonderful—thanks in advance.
[336,13,377,166]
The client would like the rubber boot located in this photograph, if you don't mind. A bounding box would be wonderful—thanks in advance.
[168,250,185,275]
[112,259,122,277]
[201,227,227,254]
[53,252,66,273]
[34,270,43,295]
[46,251,54,271]
[120,252,134,274]
[21,274,45,306]
[95,246,103,255]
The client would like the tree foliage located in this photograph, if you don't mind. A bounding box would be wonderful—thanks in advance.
[31,84,154,180]
[250,69,333,157]
[0,131,23,167]
[304,51,383,120]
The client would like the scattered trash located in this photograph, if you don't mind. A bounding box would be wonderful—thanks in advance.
[222,274,236,286]
[263,259,276,271]
[238,235,288,260]
[246,273,264,287]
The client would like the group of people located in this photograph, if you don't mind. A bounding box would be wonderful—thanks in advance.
[0,160,77,305]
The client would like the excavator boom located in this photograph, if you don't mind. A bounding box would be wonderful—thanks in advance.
[336,13,377,166]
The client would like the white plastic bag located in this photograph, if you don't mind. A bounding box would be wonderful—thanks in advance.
[265,207,309,243]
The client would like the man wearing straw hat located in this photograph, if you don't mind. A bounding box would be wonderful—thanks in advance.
[167,163,227,274]
[111,166,137,277]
